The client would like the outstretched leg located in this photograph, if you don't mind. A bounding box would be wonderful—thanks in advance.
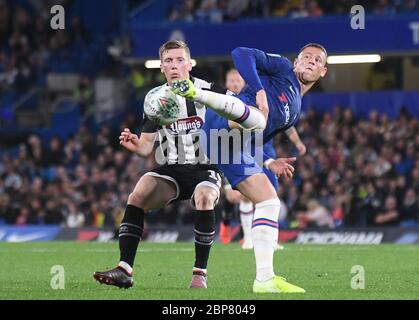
[171,79,266,130]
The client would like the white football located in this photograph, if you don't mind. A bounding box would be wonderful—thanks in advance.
[144,86,181,125]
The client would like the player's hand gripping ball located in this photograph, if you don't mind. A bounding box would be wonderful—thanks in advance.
[144,86,180,125]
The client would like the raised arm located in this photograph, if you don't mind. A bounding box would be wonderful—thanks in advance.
[231,47,292,91]
[231,47,292,118]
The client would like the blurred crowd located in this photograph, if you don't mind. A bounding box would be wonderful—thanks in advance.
[1,107,418,229]
[168,0,419,23]
[276,107,418,228]
[0,0,89,92]
[1,113,144,228]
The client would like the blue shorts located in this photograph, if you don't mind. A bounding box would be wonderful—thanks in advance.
[201,109,278,190]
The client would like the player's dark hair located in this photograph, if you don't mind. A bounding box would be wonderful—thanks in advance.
[159,40,191,60]
[299,43,328,63]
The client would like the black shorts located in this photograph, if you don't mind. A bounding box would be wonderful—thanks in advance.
[144,164,223,205]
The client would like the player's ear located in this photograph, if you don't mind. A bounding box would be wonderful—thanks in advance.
[320,66,327,78]
[160,63,164,73]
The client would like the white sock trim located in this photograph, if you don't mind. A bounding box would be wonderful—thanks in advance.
[254,198,281,209]
[193,267,207,275]
[118,261,133,275]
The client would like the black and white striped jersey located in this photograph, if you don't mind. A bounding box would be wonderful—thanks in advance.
[141,76,225,165]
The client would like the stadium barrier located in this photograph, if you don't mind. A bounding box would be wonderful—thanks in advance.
[0,225,418,244]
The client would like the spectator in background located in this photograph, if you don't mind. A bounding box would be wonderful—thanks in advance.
[225,68,245,94]
[195,0,224,23]
[297,199,334,228]
[288,0,309,18]
[41,136,65,167]
[307,0,324,17]
[29,198,45,224]
[168,0,196,22]
[401,0,418,12]
[73,76,94,119]
[359,182,383,226]
[0,0,13,47]
[69,16,90,44]
[14,5,34,43]
[66,202,85,227]
[373,195,400,226]
[241,0,271,17]
[44,199,64,224]
[374,0,396,14]
[15,207,30,225]
[89,203,105,228]
[225,0,249,20]
[411,164,419,191]
[0,194,11,224]
[27,134,43,168]
[399,189,418,227]
[332,0,358,14]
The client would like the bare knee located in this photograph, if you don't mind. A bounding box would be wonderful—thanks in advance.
[128,191,148,210]
[128,176,177,211]
[194,187,218,210]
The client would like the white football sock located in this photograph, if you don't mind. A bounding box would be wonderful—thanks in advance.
[252,198,281,282]
[192,267,207,275]
[118,261,133,275]
[239,200,254,244]
[195,89,266,130]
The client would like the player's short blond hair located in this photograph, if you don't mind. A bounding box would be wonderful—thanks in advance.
[299,43,327,57]
[159,40,191,61]
[299,43,328,65]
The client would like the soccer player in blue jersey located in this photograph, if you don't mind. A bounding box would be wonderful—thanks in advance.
[171,43,327,293]
[220,69,307,249]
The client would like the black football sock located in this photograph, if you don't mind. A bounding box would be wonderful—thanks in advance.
[194,210,215,270]
[119,205,145,268]
[222,200,235,226]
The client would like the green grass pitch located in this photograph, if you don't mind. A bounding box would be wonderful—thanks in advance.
[0,242,417,300]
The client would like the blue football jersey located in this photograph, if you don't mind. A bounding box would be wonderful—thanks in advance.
[232,47,302,143]
[199,47,303,188]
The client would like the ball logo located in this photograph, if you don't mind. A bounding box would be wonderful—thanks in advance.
[158,97,178,118]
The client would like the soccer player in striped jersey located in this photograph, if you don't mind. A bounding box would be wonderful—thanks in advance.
[94,40,226,289]
[171,44,327,293]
